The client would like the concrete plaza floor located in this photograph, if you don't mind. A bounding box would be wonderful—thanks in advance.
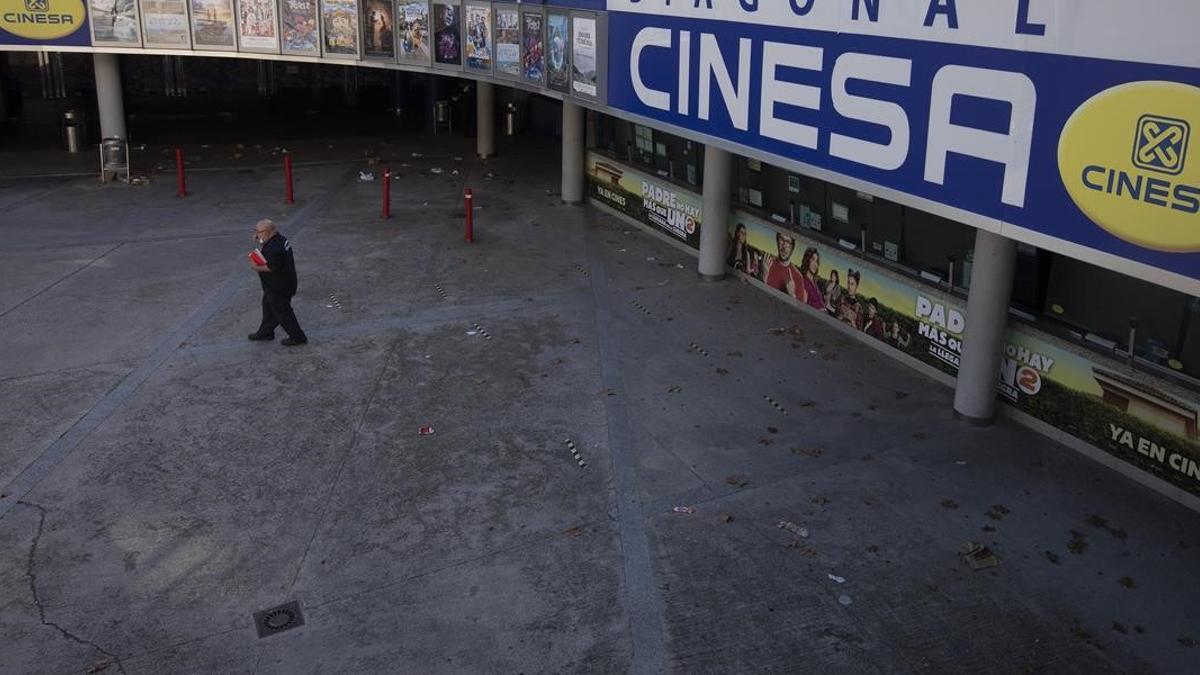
[0,133,1197,674]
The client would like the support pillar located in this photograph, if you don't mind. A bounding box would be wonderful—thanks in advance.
[953,229,1018,425]
[561,101,584,205]
[698,146,733,280]
[476,81,494,158]
[93,53,126,140]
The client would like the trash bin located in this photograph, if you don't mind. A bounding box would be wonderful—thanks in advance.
[63,110,83,153]
[98,137,129,183]
[435,100,450,124]
[505,103,517,136]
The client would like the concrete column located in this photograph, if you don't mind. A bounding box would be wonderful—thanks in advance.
[476,81,494,158]
[953,228,1018,424]
[93,53,126,140]
[698,146,733,280]
[561,101,584,204]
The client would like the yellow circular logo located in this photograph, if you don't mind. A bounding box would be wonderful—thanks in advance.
[1059,81,1200,252]
[0,0,85,41]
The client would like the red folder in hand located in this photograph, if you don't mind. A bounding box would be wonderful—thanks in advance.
[249,249,268,266]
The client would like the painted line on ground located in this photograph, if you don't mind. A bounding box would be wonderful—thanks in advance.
[584,227,668,675]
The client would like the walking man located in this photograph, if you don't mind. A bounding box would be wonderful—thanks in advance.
[247,219,308,346]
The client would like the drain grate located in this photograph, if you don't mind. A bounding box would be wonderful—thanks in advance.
[253,601,305,639]
[688,341,710,358]
[631,300,652,316]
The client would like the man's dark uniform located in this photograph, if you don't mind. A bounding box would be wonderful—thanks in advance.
[254,233,307,343]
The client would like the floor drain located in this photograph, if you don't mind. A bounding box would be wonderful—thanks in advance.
[253,601,305,639]
[631,300,652,316]
[764,395,790,417]
[688,341,710,357]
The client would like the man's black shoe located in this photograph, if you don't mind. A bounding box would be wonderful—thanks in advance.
[248,332,274,341]
[281,336,308,346]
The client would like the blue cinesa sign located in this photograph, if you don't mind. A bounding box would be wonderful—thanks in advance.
[605,0,1200,294]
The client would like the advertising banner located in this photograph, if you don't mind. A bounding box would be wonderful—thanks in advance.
[431,0,459,66]
[320,0,356,56]
[360,0,392,58]
[280,0,318,55]
[462,2,489,72]
[605,1,1200,295]
[237,0,279,52]
[570,12,596,98]
[141,0,190,47]
[521,9,543,85]
[90,0,141,45]
[189,0,234,49]
[493,5,518,77]
[586,152,701,249]
[728,208,1200,497]
[545,10,569,93]
[0,0,90,46]
[394,0,427,64]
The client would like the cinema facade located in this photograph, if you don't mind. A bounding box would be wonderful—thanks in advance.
[3,0,1198,509]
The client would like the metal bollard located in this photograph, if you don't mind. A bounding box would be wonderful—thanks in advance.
[382,168,391,219]
[175,148,187,197]
[284,153,294,204]
[464,188,474,243]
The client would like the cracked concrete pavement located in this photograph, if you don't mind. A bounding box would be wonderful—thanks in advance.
[0,132,1197,674]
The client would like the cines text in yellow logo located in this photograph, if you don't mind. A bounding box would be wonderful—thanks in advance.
[1059,81,1200,253]
[0,0,85,40]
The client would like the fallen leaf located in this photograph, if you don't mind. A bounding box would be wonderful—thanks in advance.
[1119,576,1136,589]
[564,526,583,537]
[720,514,733,524]
[725,474,749,488]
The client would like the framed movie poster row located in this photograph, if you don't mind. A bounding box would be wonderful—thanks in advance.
[93,0,608,105]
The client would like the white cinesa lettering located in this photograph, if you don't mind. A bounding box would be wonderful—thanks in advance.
[629,27,1037,207]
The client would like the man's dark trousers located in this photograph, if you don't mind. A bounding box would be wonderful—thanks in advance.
[258,291,306,341]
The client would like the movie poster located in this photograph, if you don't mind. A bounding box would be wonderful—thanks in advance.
[571,14,596,98]
[141,0,191,47]
[463,3,490,72]
[586,154,702,249]
[521,10,543,84]
[237,0,279,51]
[361,0,394,57]
[395,0,429,64]
[281,0,320,55]
[713,201,1200,498]
[190,0,234,49]
[546,11,569,93]
[431,1,459,67]
[90,0,142,45]
[492,6,518,77]
[321,0,358,56]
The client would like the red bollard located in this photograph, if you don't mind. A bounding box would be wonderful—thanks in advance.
[382,168,391,219]
[284,153,295,204]
[464,188,474,243]
[175,148,187,198]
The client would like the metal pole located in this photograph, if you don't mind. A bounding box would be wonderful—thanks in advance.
[175,148,187,198]
[464,188,474,243]
[284,153,294,204]
[382,168,391,219]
